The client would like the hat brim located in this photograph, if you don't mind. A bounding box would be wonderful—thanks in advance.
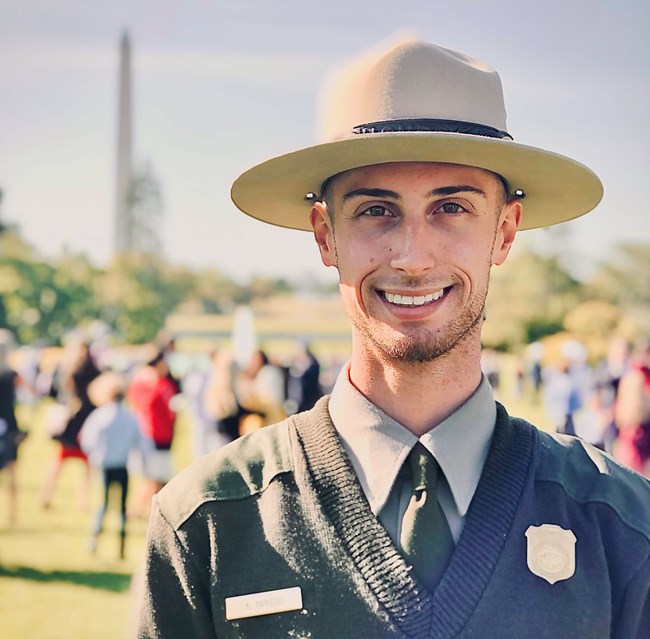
[231,132,603,231]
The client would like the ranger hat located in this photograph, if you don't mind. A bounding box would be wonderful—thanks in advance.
[231,39,603,231]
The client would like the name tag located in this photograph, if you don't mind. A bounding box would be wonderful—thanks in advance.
[225,586,303,620]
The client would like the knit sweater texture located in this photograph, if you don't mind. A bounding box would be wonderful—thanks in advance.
[138,398,650,638]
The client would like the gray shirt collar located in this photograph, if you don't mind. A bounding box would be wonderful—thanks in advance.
[328,364,496,517]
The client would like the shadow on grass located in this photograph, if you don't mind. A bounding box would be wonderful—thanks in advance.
[0,566,132,592]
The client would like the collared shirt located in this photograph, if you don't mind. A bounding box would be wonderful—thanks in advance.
[328,364,496,543]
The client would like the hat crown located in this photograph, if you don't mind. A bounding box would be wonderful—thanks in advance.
[320,40,508,142]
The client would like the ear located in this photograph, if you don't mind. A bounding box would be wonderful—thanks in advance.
[310,202,337,267]
[492,199,521,266]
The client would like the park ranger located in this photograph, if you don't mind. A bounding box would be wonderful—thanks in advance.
[138,38,650,638]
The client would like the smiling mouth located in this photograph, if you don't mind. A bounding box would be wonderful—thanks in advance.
[380,287,451,307]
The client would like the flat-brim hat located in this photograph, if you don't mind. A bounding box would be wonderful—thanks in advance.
[231,39,603,231]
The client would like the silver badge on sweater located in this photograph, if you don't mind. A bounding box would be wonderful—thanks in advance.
[525,524,576,584]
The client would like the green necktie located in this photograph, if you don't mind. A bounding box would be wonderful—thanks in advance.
[399,442,454,591]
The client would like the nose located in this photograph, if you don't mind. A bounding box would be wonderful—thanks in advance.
[389,218,435,276]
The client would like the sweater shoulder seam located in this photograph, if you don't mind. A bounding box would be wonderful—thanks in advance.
[157,418,295,530]
[534,428,650,541]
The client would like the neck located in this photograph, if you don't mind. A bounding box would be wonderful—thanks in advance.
[348,333,483,436]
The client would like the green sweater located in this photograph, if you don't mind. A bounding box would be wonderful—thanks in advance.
[138,398,650,638]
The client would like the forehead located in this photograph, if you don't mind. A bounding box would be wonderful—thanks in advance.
[324,161,503,197]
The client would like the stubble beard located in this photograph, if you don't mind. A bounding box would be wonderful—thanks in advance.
[350,284,488,364]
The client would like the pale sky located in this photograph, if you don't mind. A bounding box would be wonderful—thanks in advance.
[1,0,648,283]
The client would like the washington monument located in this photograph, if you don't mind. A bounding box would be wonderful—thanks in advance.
[114,31,133,254]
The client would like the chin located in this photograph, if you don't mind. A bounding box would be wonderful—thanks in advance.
[381,335,456,363]
[363,309,483,364]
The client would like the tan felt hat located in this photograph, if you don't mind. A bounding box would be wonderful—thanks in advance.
[231,39,603,231]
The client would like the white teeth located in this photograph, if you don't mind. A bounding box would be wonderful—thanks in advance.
[385,289,445,306]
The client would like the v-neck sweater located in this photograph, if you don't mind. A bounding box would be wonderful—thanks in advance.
[294,398,530,638]
[139,397,650,638]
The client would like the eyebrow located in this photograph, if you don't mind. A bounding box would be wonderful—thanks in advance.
[427,185,487,198]
[341,185,488,202]
[342,188,401,201]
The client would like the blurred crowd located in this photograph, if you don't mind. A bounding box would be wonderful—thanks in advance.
[0,330,334,558]
[485,335,650,475]
[4,328,650,558]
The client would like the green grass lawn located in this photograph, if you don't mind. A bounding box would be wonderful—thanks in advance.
[1,401,194,639]
[1,367,550,639]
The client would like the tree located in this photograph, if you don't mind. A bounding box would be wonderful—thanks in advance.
[0,252,99,343]
[483,243,582,351]
[563,300,621,362]
[97,253,194,343]
[181,268,239,314]
[582,243,650,344]
[126,162,165,256]
[587,243,650,308]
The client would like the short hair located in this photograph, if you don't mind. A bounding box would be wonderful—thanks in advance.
[319,176,336,227]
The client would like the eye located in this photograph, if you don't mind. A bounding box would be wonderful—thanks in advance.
[360,205,393,218]
[435,202,466,215]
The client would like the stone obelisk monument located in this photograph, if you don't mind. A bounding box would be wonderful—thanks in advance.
[114,31,133,254]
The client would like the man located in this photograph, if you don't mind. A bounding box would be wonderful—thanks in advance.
[287,341,322,413]
[138,40,650,637]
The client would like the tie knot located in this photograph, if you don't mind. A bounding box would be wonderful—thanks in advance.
[407,442,440,492]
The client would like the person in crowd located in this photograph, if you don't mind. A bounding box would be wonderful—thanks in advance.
[286,341,323,414]
[614,339,650,476]
[593,336,632,453]
[40,339,99,509]
[0,329,28,527]
[181,351,217,459]
[127,351,178,519]
[139,38,650,637]
[80,371,149,558]
[603,336,632,398]
[156,331,182,394]
[542,339,592,436]
[480,348,501,398]
[202,349,247,449]
[238,349,286,433]
[15,343,41,406]
[585,337,630,454]
[183,349,245,458]
[527,341,545,398]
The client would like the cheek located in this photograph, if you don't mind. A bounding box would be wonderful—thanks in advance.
[334,239,378,282]
[339,281,367,319]
[336,246,380,313]
[451,240,494,294]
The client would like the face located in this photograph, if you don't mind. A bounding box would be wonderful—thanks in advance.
[311,162,520,364]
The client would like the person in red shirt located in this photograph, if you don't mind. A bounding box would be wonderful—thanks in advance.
[128,351,178,518]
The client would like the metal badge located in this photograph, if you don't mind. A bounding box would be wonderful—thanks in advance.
[525,524,576,585]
